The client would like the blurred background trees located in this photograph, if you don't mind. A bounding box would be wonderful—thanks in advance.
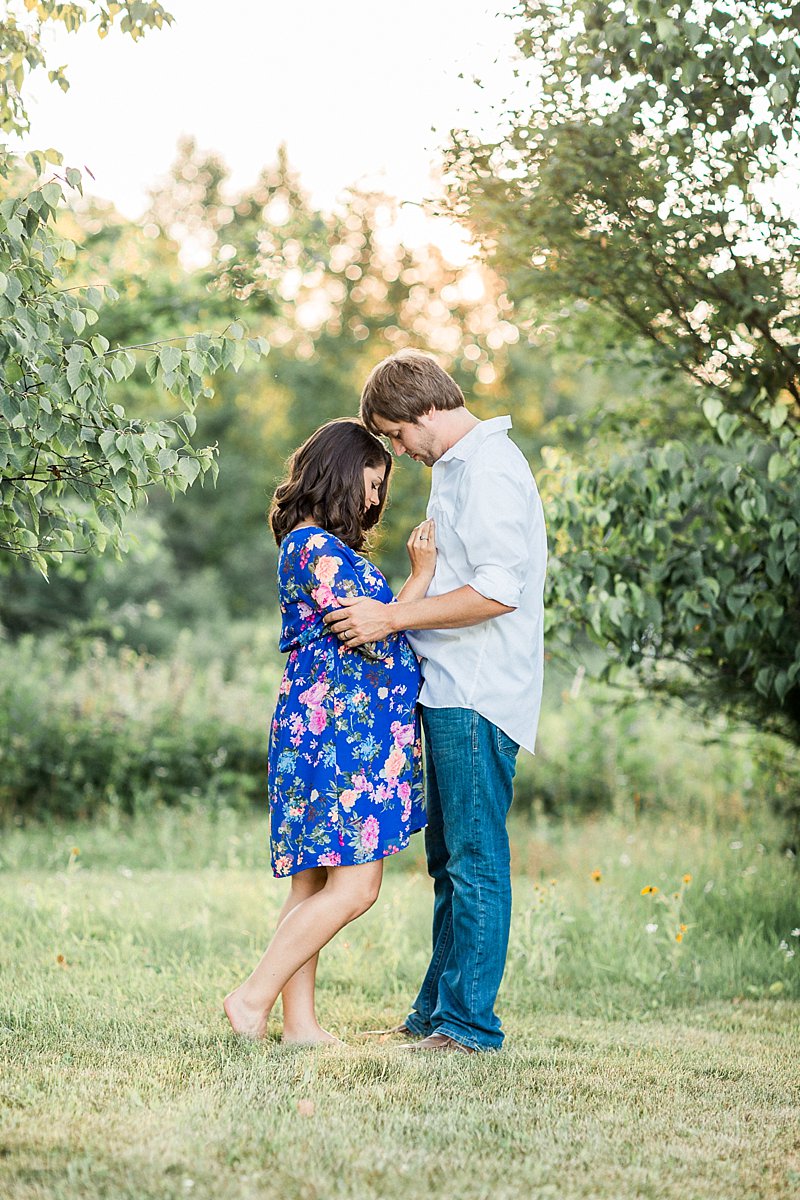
[1,0,798,830]
[3,133,618,643]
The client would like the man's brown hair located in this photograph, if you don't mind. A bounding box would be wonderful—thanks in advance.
[360,349,465,432]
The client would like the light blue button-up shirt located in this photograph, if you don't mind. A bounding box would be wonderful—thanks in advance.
[406,416,547,754]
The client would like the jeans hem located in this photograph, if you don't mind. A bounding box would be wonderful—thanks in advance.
[434,1021,504,1053]
[404,1012,430,1037]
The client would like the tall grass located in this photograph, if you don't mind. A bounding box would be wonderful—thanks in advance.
[1,625,790,824]
[2,807,797,1009]
[1,808,798,1200]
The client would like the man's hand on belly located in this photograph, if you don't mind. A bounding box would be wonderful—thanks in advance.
[326,586,515,645]
[324,596,397,646]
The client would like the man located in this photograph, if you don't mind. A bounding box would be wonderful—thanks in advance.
[324,349,547,1054]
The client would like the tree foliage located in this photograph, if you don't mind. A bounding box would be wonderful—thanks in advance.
[0,4,270,575]
[0,162,268,574]
[449,0,800,743]
[448,0,800,411]
[542,415,800,742]
[1,1,172,138]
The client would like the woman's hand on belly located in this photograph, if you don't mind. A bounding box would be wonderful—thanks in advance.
[324,596,397,646]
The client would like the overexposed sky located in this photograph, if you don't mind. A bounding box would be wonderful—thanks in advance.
[18,0,520,235]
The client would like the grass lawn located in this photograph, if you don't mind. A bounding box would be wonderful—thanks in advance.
[1,808,798,1200]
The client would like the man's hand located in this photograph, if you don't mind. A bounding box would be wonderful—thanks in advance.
[324,596,396,646]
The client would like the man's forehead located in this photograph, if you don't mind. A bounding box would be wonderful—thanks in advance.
[372,414,401,433]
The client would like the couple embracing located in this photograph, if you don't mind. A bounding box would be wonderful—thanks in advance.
[224,349,547,1054]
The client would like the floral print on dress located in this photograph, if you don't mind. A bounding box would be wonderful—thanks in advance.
[267,526,426,876]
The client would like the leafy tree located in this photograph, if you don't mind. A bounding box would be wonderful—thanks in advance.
[0,163,268,574]
[448,0,800,744]
[1,1,172,139]
[0,5,268,575]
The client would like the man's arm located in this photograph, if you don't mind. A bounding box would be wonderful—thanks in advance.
[323,587,513,646]
[325,458,535,646]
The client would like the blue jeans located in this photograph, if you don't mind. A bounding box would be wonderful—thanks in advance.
[404,705,519,1051]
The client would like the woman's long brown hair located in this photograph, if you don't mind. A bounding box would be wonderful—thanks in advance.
[269,419,392,550]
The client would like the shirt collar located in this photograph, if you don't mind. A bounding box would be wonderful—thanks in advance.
[437,415,513,465]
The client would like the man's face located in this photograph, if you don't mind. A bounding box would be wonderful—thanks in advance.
[371,411,442,467]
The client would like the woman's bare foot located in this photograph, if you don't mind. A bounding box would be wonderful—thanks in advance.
[223,988,269,1039]
[282,1026,344,1046]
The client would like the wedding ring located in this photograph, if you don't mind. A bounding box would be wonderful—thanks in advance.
[419,535,428,541]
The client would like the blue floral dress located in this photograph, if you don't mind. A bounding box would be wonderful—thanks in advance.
[267,526,426,877]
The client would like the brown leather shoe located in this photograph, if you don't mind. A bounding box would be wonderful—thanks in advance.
[401,1032,475,1055]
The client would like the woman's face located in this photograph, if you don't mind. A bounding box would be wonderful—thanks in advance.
[362,463,386,513]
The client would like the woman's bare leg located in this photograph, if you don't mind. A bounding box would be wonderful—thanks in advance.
[224,859,383,1039]
[275,868,338,1044]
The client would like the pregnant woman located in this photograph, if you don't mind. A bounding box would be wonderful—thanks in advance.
[224,418,435,1042]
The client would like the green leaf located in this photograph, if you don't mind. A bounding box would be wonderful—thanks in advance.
[768,403,789,430]
[25,150,46,177]
[158,344,182,374]
[664,444,685,476]
[702,398,723,426]
[655,17,678,41]
[177,457,201,486]
[720,464,738,492]
[4,274,22,303]
[40,182,62,209]
[99,430,118,456]
[767,453,788,482]
[66,361,84,391]
[716,413,740,444]
[110,351,135,382]
[17,531,40,552]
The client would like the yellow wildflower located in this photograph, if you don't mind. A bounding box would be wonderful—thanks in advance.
[682,874,692,884]
[640,885,658,895]
[675,932,683,943]
[590,869,602,883]
[679,923,688,932]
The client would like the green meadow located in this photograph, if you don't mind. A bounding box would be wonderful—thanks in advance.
[2,806,798,1200]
